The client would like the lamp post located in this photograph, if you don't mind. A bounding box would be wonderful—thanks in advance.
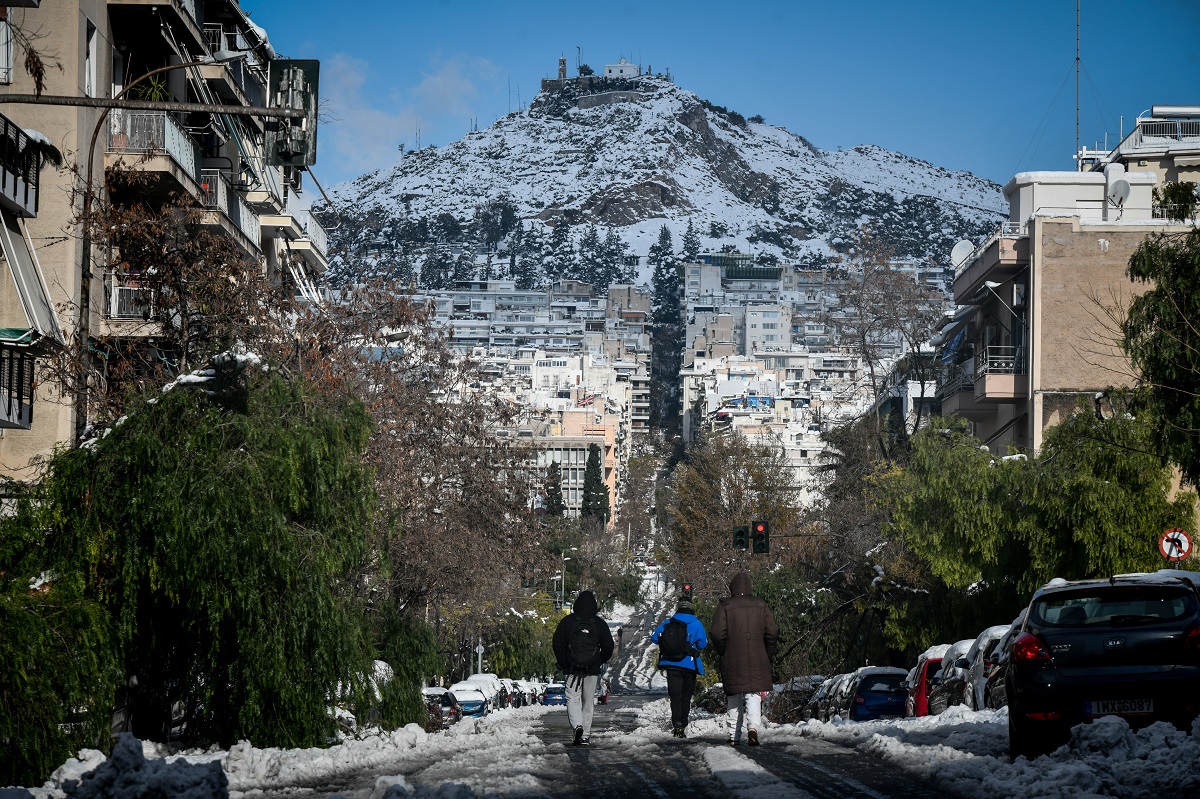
[556,546,578,606]
[72,53,252,442]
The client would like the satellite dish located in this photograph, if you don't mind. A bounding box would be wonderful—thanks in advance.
[950,239,974,268]
[1107,179,1131,208]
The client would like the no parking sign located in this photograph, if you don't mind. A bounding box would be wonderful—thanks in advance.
[1159,528,1193,562]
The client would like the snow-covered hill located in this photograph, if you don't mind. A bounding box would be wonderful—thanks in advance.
[325,73,1006,285]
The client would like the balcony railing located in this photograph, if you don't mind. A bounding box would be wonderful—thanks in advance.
[954,222,1027,278]
[198,169,260,248]
[975,345,1026,376]
[107,111,201,184]
[0,110,40,216]
[105,273,153,321]
[299,209,327,256]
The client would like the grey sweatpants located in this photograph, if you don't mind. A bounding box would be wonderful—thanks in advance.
[565,673,598,736]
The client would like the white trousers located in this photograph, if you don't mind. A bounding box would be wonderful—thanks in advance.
[565,673,598,736]
[726,692,762,740]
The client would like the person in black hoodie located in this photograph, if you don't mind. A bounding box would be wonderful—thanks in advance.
[552,590,615,745]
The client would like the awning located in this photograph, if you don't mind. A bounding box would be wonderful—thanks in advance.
[929,306,974,347]
[0,206,64,346]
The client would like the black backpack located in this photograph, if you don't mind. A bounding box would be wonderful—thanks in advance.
[658,617,694,662]
[567,616,602,671]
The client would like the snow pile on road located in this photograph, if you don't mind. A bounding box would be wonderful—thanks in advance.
[25,705,559,799]
[784,705,1200,798]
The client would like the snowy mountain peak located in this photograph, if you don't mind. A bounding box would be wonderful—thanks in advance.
[327,71,1005,284]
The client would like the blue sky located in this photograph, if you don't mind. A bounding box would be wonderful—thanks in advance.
[246,0,1200,189]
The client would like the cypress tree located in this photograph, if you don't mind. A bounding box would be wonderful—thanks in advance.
[581,443,610,525]
[544,461,567,517]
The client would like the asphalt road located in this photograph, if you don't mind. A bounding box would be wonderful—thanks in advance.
[532,692,940,799]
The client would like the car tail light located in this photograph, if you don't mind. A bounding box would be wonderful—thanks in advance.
[1185,627,1200,651]
[1012,632,1052,662]
[855,695,865,704]
[1026,711,1062,721]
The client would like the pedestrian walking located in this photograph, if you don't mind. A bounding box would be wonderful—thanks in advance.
[711,570,778,746]
[650,595,708,738]
[552,589,615,746]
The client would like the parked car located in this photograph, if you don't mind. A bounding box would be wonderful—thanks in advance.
[542,683,568,706]
[926,639,974,715]
[983,609,1029,710]
[1006,572,1200,759]
[905,644,949,717]
[835,667,910,721]
[448,682,489,718]
[822,673,855,721]
[804,677,835,721]
[963,625,1013,710]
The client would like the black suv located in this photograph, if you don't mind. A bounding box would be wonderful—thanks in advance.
[1005,572,1200,759]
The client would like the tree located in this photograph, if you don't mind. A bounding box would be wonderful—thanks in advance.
[681,218,702,264]
[545,221,576,281]
[421,248,454,289]
[576,224,603,286]
[649,225,683,431]
[878,407,1195,649]
[662,431,800,596]
[580,443,610,526]
[544,461,567,517]
[578,64,595,77]
[1122,216,1200,486]
[7,366,377,751]
[602,228,633,285]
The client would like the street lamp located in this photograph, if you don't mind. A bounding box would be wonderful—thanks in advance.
[73,52,249,441]
[558,546,578,604]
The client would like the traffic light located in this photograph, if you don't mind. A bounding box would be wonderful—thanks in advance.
[680,582,693,601]
[733,525,749,550]
[751,520,770,554]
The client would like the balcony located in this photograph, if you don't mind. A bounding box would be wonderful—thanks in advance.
[104,272,154,322]
[198,170,261,256]
[973,346,1028,403]
[937,361,991,420]
[107,111,201,194]
[109,1,204,52]
[952,223,1030,303]
[0,112,41,218]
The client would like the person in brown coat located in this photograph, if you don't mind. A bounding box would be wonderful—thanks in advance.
[711,570,778,745]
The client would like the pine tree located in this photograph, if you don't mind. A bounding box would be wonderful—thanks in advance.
[603,228,632,286]
[421,249,454,290]
[580,443,610,525]
[544,462,566,517]
[577,224,603,287]
[649,224,679,323]
[682,218,702,264]
[546,221,576,282]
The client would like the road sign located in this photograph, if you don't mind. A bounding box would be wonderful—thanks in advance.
[475,644,485,655]
[1158,528,1192,562]
[266,59,319,167]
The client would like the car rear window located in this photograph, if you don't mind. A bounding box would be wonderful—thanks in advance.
[546,687,565,695]
[1032,585,1198,628]
[860,674,906,693]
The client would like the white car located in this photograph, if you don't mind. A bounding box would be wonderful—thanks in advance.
[448,682,489,718]
[962,625,1011,710]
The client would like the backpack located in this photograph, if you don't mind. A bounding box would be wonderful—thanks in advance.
[567,616,602,671]
[658,617,695,662]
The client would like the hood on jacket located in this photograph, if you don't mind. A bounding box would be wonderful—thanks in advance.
[574,590,599,616]
[729,571,752,597]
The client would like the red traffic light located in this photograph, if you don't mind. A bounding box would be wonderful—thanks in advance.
[754,523,765,533]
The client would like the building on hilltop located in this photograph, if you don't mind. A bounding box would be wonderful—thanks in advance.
[604,58,640,79]
[938,104,1200,454]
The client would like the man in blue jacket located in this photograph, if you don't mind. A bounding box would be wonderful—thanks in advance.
[651,596,708,738]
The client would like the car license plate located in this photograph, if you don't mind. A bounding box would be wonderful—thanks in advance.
[1085,698,1153,716]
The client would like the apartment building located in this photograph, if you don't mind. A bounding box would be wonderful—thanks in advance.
[0,107,65,433]
[940,105,1200,454]
[0,0,326,476]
